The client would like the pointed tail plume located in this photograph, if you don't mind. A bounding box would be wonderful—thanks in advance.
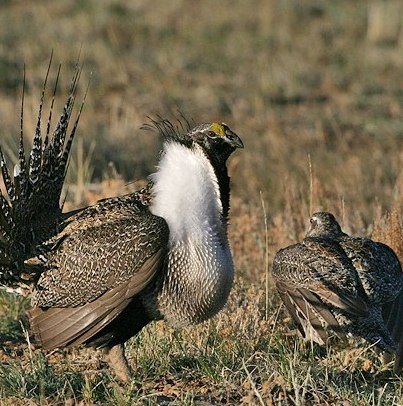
[0,57,86,291]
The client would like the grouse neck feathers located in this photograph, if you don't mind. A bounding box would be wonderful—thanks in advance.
[272,211,403,374]
[0,62,244,381]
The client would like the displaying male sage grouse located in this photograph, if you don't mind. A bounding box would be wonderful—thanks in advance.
[0,64,243,381]
[272,212,403,373]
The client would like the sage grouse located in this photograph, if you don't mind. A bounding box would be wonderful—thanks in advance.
[272,212,403,373]
[0,65,243,381]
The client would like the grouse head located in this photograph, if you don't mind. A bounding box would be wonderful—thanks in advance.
[187,122,243,164]
[306,212,346,238]
[144,118,243,165]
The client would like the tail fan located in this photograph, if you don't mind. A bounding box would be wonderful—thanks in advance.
[0,58,86,290]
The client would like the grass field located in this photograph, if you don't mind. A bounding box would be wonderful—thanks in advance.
[1,0,403,404]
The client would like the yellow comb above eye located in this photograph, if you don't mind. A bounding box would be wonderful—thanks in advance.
[210,123,226,137]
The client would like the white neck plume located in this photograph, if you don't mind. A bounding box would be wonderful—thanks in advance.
[150,142,224,243]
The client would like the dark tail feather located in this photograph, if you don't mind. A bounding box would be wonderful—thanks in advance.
[287,288,330,345]
[0,148,15,283]
[299,287,347,342]
[382,289,403,373]
[395,337,403,374]
[14,66,29,199]
[277,287,307,339]
[0,59,86,289]
[0,148,16,204]
[276,281,347,346]
[30,60,83,213]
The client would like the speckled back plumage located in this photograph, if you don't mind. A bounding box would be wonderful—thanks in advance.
[338,236,403,304]
[272,211,403,373]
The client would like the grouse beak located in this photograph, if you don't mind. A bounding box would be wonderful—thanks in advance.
[225,129,244,149]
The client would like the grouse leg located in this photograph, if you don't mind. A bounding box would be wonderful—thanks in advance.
[104,344,132,382]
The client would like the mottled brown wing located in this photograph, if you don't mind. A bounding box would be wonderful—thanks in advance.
[272,240,370,345]
[276,280,347,345]
[28,203,169,349]
[29,247,164,349]
[272,242,368,318]
[313,285,368,317]
[32,205,168,307]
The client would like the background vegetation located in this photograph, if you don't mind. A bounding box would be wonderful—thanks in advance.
[1,0,403,404]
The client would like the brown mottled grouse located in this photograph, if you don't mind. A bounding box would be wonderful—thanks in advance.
[272,212,403,373]
[0,63,243,381]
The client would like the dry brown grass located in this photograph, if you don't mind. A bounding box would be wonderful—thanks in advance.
[1,0,403,221]
[373,202,403,261]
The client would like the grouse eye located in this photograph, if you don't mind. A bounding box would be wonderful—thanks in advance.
[207,130,217,138]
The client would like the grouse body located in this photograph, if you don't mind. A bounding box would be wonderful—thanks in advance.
[0,63,243,380]
[272,212,403,373]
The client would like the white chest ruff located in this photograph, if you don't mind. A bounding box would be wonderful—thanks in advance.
[149,142,234,326]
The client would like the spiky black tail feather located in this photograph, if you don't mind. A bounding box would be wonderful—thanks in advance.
[0,58,86,290]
